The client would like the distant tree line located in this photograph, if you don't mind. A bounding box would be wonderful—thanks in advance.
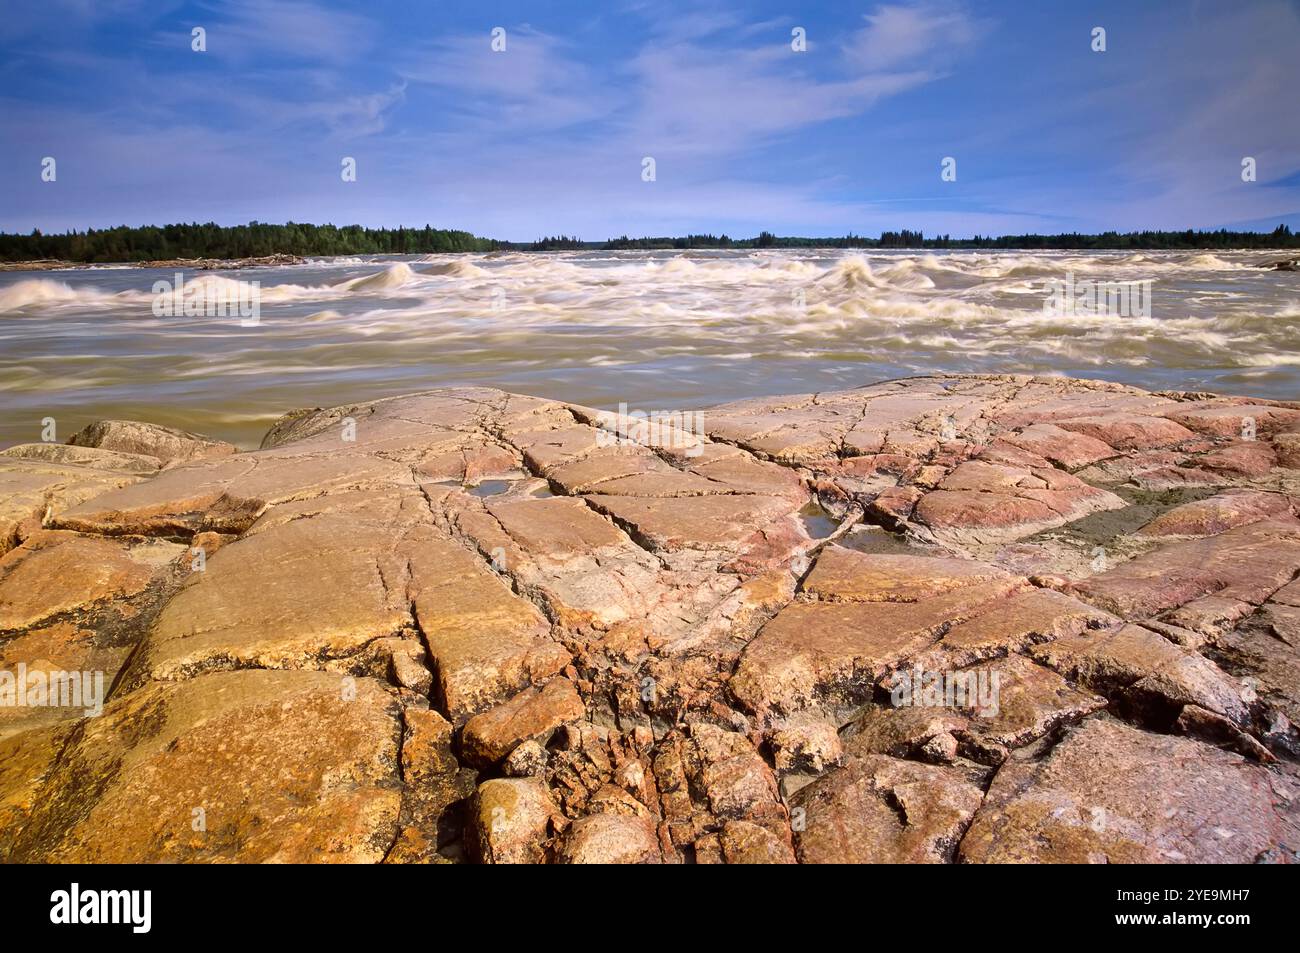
[597,224,1299,251]
[2,222,1296,262]
[528,235,587,250]
[0,221,495,262]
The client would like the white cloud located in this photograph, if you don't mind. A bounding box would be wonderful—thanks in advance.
[844,1,989,70]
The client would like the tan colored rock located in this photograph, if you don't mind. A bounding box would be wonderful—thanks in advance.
[585,493,802,553]
[1031,623,1248,725]
[0,724,70,859]
[842,706,968,763]
[960,718,1290,863]
[0,530,173,632]
[386,708,476,862]
[136,509,414,682]
[559,812,662,864]
[686,723,784,821]
[732,578,1019,719]
[802,547,1013,604]
[407,533,562,721]
[471,777,557,864]
[502,739,548,776]
[770,713,844,775]
[918,587,1117,668]
[51,451,417,536]
[0,443,160,474]
[793,754,984,863]
[0,623,121,736]
[461,677,585,767]
[6,670,404,862]
[0,457,140,555]
[720,819,797,864]
[67,418,237,466]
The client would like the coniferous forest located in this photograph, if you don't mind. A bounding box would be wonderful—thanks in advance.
[1,221,1296,262]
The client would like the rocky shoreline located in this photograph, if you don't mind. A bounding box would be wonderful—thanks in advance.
[1,374,1298,863]
[0,253,307,272]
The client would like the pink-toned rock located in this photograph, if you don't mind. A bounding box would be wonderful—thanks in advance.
[1053,414,1197,450]
[1274,432,1300,469]
[1137,489,1291,537]
[1000,423,1117,470]
[911,459,1125,549]
[1197,440,1277,477]
[793,754,984,863]
[1069,517,1300,624]
[732,577,1020,719]
[960,718,1289,863]
[1031,623,1248,725]
[1163,404,1300,439]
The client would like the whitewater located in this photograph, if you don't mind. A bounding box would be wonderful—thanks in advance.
[0,248,1296,448]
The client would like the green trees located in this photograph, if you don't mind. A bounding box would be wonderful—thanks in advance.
[1,223,1295,263]
[0,221,497,262]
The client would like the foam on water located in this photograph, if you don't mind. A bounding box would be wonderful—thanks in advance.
[0,248,1295,448]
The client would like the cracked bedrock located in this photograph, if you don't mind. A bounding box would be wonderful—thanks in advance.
[3,374,1300,863]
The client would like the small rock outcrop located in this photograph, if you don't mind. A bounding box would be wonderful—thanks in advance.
[66,419,237,468]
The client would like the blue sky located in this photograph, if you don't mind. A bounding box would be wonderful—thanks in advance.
[2,0,1298,240]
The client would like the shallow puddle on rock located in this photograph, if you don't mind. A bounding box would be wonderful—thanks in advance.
[838,525,919,555]
[467,479,516,498]
[798,502,838,540]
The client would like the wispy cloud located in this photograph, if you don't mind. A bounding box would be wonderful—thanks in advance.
[844,1,989,70]
[192,0,376,62]
[399,28,614,133]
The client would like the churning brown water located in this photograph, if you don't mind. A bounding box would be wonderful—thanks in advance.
[1,248,1296,448]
